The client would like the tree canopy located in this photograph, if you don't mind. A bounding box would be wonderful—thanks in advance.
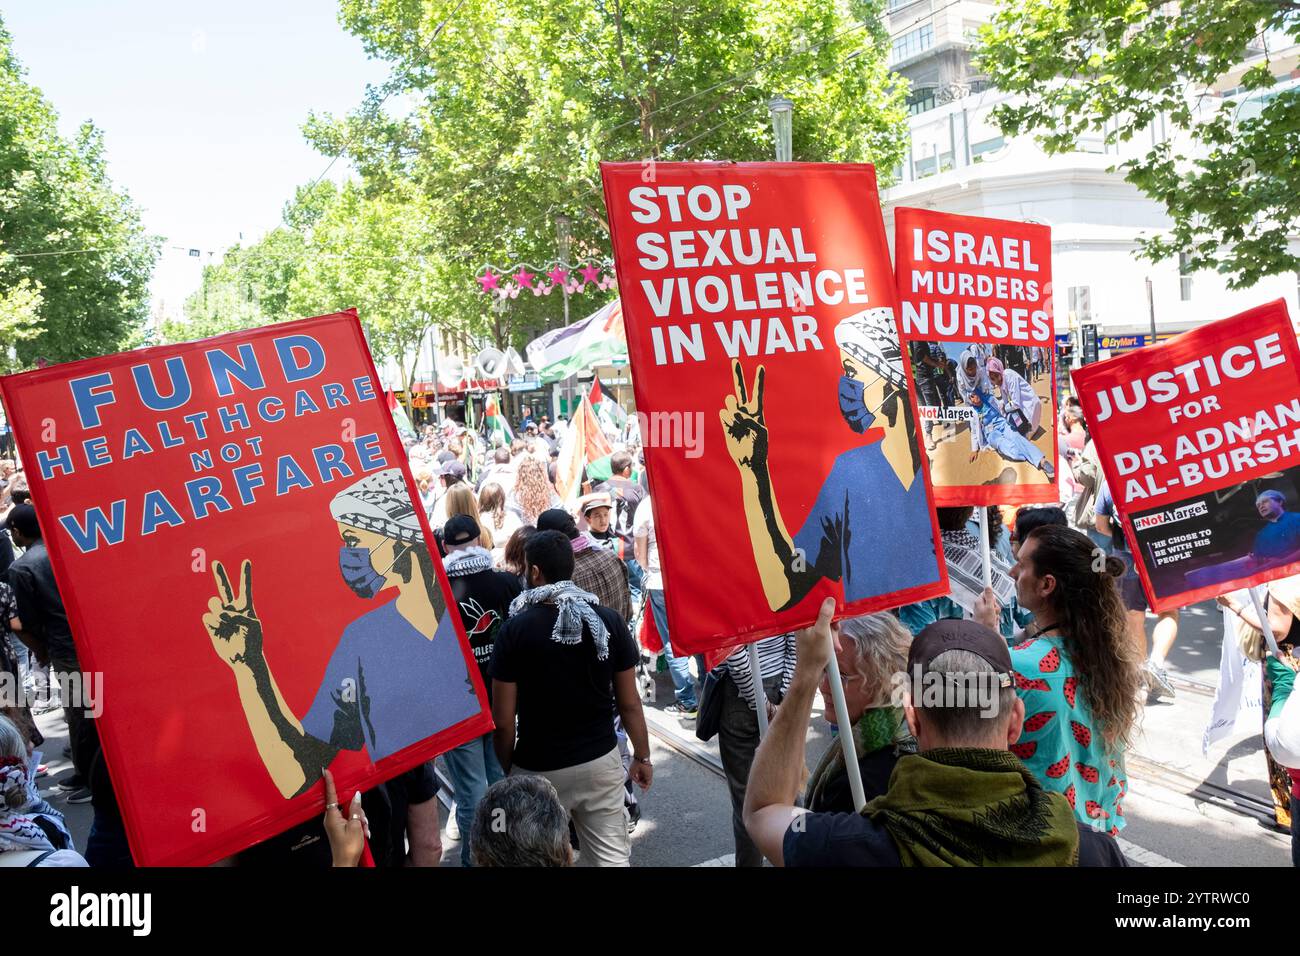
[179,0,910,391]
[303,0,908,345]
[978,1,1300,288]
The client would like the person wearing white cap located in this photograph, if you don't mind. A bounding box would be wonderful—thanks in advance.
[202,467,479,799]
[719,307,941,612]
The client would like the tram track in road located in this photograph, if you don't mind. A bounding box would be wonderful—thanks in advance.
[1167,673,1215,698]
[645,711,725,776]
[1124,751,1282,830]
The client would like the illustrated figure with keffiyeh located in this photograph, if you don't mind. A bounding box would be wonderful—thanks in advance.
[720,307,941,611]
[202,468,477,799]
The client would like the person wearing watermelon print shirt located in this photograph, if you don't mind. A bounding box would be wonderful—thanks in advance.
[987,524,1143,833]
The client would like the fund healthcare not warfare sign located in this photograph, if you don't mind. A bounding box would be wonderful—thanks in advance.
[1,311,491,866]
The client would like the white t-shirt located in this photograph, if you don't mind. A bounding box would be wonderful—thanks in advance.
[632,495,661,589]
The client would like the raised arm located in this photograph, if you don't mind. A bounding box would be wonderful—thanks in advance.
[203,560,337,798]
[719,361,818,611]
[743,598,835,865]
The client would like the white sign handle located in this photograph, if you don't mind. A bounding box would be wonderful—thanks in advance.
[977,506,992,590]
[747,641,769,738]
[824,629,867,813]
[1246,585,1283,658]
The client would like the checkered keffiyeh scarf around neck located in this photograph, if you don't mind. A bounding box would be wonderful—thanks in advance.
[509,581,610,659]
[0,757,72,854]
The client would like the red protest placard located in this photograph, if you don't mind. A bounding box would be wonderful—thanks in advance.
[601,162,947,654]
[1072,299,1300,612]
[894,208,1058,505]
[1,311,492,866]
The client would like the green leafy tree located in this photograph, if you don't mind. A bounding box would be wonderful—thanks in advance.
[978,1,1299,288]
[0,273,44,372]
[307,0,909,346]
[286,181,479,394]
[0,16,157,365]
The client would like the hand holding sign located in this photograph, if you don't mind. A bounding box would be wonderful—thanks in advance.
[720,360,768,472]
[203,559,262,669]
[321,767,368,867]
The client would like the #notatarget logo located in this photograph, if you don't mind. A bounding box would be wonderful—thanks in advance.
[49,886,151,937]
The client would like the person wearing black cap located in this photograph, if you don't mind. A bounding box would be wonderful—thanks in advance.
[743,599,1126,867]
[536,508,630,622]
[6,505,91,797]
[440,513,522,865]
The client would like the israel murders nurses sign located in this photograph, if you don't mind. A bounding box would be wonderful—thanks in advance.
[1072,299,1300,612]
[0,311,492,866]
[894,208,1058,505]
[601,162,947,655]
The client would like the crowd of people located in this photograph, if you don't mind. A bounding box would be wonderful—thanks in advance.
[0,396,1297,869]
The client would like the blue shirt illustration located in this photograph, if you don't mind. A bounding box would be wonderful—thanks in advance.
[793,444,935,602]
[302,599,477,760]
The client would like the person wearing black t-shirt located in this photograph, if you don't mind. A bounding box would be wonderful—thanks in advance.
[441,514,522,865]
[744,607,1128,868]
[489,530,652,866]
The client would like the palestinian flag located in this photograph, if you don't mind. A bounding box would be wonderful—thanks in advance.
[526,299,627,384]
[555,395,614,502]
[588,375,628,437]
[385,390,417,442]
[483,392,513,445]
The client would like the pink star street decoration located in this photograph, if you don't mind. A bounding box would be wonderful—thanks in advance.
[513,268,535,289]
[477,270,500,293]
[547,267,569,287]
[580,264,601,285]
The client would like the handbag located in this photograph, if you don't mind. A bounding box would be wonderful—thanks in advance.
[695,667,726,742]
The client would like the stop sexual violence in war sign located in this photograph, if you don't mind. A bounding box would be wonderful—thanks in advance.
[601,161,947,654]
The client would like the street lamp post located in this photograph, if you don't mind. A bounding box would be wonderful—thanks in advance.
[427,318,443,426]
[556,212,572,326]
[1145,276,1157,344]
[768,96,794,161]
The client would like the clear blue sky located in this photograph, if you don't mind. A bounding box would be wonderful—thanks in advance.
[3,1,391,317]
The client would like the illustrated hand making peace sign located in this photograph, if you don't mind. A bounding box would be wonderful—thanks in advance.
[202,559,264,668]
[719,360,768,472]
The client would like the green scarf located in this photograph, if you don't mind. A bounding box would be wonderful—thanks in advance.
[805,707,914,810]
[864,748,1079,867]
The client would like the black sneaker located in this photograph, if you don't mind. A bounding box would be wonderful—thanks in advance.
[66,787,93,805]
[56,775,85,792]
[664,702,698,720]
[625,801,641,834]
